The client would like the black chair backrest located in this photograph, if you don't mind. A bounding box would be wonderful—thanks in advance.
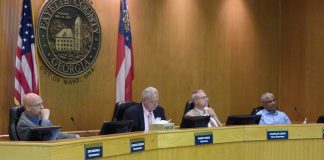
[250,106,264,115]
[112,101,137,121]
[8,106,25,140]
[316,116,324,123]
[180,101,195,127]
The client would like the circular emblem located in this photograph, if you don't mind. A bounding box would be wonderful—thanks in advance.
[37,0,101,77]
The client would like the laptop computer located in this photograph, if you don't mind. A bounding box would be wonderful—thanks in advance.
[225,115,261,125]
[98,120,133,135]
[29,126,61,141]
[180,116,210,128]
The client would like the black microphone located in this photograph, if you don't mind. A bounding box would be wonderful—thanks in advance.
[294,107,307,124]
[70,116,91,134]
[70,117,82,130]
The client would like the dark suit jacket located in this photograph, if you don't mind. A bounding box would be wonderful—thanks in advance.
[123,103,166,131]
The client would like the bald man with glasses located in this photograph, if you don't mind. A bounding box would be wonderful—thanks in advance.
[16,93,79,141]
[185,89,221,127]
[256,92,291,125]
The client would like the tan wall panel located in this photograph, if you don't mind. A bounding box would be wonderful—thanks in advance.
[34,0,120,131]
[280,0,324,123]
[0,0,281,134]
[130,0,280,123]
[0,0,23,134]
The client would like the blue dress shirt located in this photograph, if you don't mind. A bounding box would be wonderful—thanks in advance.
[256,109,291,125]
[30,116,51,126]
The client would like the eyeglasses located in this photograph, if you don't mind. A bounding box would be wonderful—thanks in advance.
[196,96,208,100]
[264,99,275,103]
[28,102,43,107]
[149,100,158,105]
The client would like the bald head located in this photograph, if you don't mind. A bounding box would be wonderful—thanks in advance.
[22,93,41,106]
[260,92,276,113]
[22,93,44,116]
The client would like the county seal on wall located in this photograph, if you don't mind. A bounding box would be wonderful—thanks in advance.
[37,0,101,77]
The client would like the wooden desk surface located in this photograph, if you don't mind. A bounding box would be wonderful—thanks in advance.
[0,124,323,160]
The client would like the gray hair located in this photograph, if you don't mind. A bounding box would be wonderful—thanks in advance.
[141,87,159,100]
[191,89,204,101]
[260,92,274,102]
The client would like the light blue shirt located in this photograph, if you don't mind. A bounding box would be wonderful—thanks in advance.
[256,109,291,125]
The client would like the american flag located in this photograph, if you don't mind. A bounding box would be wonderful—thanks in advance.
[14,0,39,105]
[116,0,134,102]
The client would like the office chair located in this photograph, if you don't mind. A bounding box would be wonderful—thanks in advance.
[8,106,25,140]
[111,101,137,121]
[180,101,195,127]
[250,106,264,115]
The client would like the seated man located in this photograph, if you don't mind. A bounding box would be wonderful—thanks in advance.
[16,93,79,141]
[123,87,166,131]
[185,89,221,127]
[256,92,291,125]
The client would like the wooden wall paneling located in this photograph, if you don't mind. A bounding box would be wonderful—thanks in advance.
[33,0,120,131]
[1,0,282,134]
[280,0,324,123]
[130,0,280,125]
[280,0,307,123]
[226,0,281,115]
[0,0,22,134]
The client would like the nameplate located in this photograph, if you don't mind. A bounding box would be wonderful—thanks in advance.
[194,132,213,145]
[130,138,145,153]
[149,123,174,130]
[84,143,103,160]
[267,130,288,140]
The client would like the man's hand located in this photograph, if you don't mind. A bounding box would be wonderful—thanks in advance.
[41,108,50,120]
[203,106,209,116]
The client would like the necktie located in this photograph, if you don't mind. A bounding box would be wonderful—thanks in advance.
[148,112,153,124]
[209,117,219,127]
[209,119,217,127]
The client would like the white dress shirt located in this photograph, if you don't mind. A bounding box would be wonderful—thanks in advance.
[142,104,155,131]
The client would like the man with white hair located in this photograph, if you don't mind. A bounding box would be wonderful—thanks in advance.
[123,87,166,131]
[185,89,221,127]
[16,93,79,140]
[256,92,291,125]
